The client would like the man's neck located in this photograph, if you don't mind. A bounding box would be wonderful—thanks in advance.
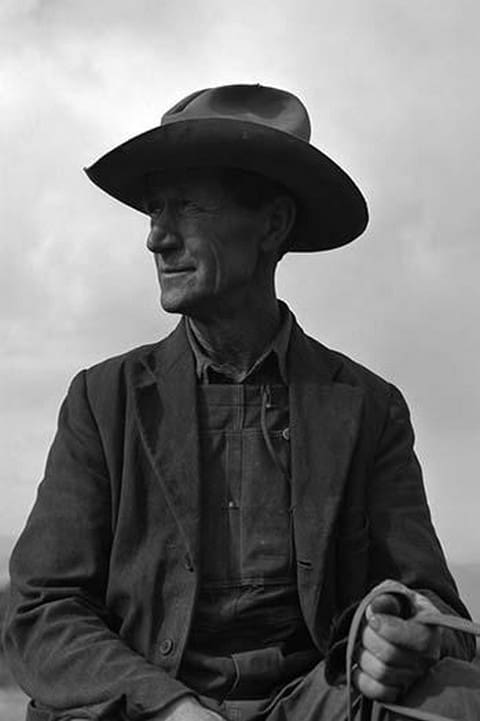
[188,298,281,374]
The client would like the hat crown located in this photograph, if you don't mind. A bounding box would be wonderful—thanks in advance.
[161,84,311,142]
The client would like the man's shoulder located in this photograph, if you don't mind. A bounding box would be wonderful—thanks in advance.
[296,326,394,398]
[328,345,392,396]
[86,339,163,376]
[79,323,185,392]
[297,330,407,435]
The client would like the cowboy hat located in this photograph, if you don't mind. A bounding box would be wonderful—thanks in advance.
[85,84,368,252]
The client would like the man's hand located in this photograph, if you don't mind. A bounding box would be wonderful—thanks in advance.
[151,696,226,721]
[354,591,442,702]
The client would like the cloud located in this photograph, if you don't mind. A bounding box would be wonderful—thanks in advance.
[2,0,480,562]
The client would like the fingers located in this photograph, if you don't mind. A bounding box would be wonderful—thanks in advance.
[355,626,426,700]
[354,588,443,702]
[354,626,425,701]
[366,612,441,658]
[357,646,421,688]
[353,664,400,703]
[360,626,422,669]
[354,605,440,702]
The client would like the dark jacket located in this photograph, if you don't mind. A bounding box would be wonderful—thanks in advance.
[3,318,474,721]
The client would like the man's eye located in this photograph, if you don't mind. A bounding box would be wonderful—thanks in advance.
[178,199,204,213]
[148,199,210,221]
[149,201,167,220]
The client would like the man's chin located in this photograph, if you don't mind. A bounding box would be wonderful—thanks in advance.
[159,293,220,320]
[159,292,200,316]
[159,298,183,315]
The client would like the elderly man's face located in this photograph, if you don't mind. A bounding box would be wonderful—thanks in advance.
[145,170,269,317]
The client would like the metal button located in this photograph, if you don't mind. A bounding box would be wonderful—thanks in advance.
[159,638,174,655]
[183,554,194,572]
[282,427,290,441]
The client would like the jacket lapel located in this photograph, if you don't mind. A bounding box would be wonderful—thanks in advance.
[288,324,364,632]
[131,320,201,564]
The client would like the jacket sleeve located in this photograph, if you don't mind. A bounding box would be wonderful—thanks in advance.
[325,382,476,683]
[2,371,192,721]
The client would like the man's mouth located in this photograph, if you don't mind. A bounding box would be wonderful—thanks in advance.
[161,267,194,275]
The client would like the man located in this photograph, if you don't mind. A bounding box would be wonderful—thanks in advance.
[3,84,479,721]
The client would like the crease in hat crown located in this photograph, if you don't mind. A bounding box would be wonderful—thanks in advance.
[85,82,369,252]
[160,85,312,142]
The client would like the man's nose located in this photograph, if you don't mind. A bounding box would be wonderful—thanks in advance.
[146,208,181,253]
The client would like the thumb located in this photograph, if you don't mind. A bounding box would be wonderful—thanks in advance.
[366,593,404,621]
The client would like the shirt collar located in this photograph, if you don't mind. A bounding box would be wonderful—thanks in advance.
[185,302,292,384]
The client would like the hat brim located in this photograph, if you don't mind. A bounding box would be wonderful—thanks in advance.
[85,118,368,252]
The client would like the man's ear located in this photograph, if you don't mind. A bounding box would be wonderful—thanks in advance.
[260,195,296,257]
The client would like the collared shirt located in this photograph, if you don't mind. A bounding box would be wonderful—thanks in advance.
[185,303,292,385]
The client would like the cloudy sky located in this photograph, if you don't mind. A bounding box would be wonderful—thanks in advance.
[1,0,479,565]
